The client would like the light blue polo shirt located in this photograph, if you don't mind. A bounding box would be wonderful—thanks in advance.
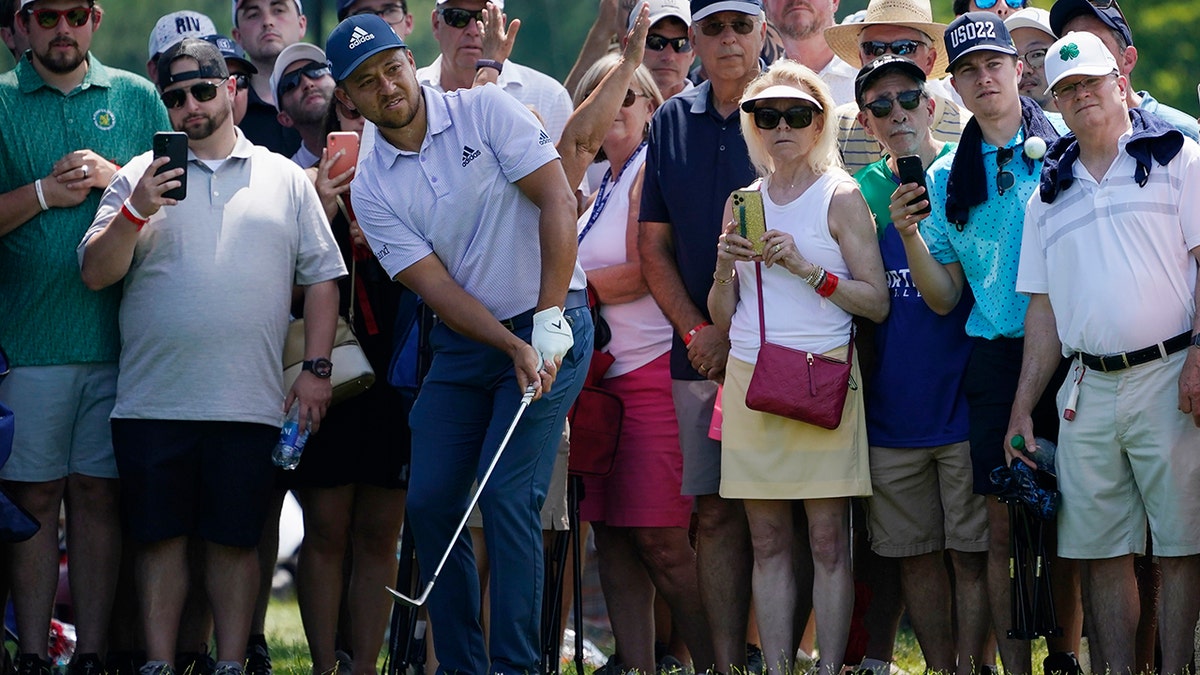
[920,117,1067,340]
[352,83,584,321]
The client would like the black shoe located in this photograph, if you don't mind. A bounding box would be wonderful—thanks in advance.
[68,653,105,675]
[243,638,270,675]
[175,650,215,675]
[746,644,764,675]
[1043,652,1083,675]
[15,654,52,675]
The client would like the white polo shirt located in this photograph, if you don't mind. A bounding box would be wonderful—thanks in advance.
[1017,132,1200,357]
[351,83,586,321]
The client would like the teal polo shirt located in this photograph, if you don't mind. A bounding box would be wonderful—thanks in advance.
[0,53,170,366]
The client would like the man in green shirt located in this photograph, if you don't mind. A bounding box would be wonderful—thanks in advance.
[0,2,169,674]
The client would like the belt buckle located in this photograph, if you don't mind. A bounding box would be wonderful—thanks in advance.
[500,318,517,331]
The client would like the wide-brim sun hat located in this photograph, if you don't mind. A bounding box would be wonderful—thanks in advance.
[824,0,948,79]
[740,84,823,113]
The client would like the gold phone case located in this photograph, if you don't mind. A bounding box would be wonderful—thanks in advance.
[732,189,766,255]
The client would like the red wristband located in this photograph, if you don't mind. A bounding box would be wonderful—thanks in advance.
[120,203,148,230]
[684,321,711,346]
[816,271,839,297]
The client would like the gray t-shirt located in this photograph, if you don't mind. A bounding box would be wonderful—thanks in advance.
[81,131,347,425]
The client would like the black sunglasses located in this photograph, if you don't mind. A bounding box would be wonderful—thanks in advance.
[752,105,817,130]
[278,63,331,97]
[439,7,483,29]
[27,6,92,29]
[860,39,927,57]
[161,81,222,109]
[232,73,250,91]
[698,19,755,36]
[646,33,691,53]
[622,89,648,107]
[862,89,923,118]
[996,146,1016,196]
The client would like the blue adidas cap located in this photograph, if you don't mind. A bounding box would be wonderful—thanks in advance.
[945,11,1017,72]
[325,14,406,82]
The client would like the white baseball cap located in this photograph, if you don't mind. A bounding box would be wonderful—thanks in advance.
[148,11,218,61]
[629,0,691,33]
[1004,7,1053,39]
[1042,31,1118,96]
[269,42,328,108]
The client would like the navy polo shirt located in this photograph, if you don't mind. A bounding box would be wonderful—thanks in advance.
[640,80,756,380]
[237,86,300,156]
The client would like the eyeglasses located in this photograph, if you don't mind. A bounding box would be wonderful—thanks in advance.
[995,146,1016,195]
[352,3,407,22]
[862,89,923,118]
[860,39,927,58]
[161,81,222,109]
[278,63,331,97]
[1017,48,1046,68]
[974,0,1024,9]
[232,73,250,91]
[698,19,755,36]
[1050,73,1115,100]
[622,89,648,107]
[26,6,92,29]
[646,34,691,53]
[752,105,817,130]
[438,7,482,29]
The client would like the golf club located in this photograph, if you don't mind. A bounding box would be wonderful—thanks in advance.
[387,383,538,607]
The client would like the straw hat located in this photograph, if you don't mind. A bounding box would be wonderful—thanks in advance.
[824,0,949,79]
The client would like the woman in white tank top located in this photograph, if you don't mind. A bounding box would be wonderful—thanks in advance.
[707,61,890,675]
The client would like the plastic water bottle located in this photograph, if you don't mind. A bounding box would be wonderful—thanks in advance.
[272,401,309,470]
[1011,434,1057,473]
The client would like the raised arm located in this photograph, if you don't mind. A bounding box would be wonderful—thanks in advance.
[563,0,623,97]
[890,181,965,315]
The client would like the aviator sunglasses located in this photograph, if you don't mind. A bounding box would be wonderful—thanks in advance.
[161,81,222,109]
[26,6,93,28]
[752,105,817,130]
[995,146,1016,195]
[698,19,755,36]
[278,63,331,97]
[439,7,483,28]
[646,34,692,53]
[860,39,926,58]
[862,90,923,118]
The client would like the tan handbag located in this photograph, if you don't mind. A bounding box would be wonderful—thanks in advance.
[282,236,375,405]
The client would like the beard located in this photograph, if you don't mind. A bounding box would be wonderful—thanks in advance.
[175,103,231,141]
[289,90,333,126]
[36,37,86,74]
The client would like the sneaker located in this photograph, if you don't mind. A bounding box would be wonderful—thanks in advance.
[657,654,690,675]
[139,662,177,675]
[68,653,105,675]
[1043,652,1083,675]
[15,654,52,675]
[244,640,270,675]
[176,651,216,675]
[333,651,353,675]
[746,644,764,675]
[212,665,242,675]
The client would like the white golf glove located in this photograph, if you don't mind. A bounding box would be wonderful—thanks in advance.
[531,307,574,365]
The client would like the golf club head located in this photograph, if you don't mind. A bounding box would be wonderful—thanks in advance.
[387,582,433,607]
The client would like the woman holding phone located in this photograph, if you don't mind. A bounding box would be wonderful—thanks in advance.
[707,60,888,675]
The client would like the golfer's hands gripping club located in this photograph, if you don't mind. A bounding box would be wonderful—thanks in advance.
[518,306,571,399]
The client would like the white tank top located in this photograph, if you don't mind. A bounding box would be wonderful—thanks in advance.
[577,145,673,377]
[729,171,855,364]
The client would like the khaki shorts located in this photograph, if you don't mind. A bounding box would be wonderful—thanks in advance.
[1056,352,1200,559]
[867,442,988,557]
[672,378,722,496]
[467,424,569,531]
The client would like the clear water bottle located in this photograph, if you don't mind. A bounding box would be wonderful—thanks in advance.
[272,401,309,470]
[1011,434,1057,473]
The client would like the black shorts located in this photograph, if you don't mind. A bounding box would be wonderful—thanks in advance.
[964,337,1068,495]
[111,419,277,547]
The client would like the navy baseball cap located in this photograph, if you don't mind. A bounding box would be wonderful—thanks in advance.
[944,12,1017,72]
[691,0,762,23]
[203,34,258,74]
[1049,0,1132,47]
[855,55,926,106]
[325,14,406,82]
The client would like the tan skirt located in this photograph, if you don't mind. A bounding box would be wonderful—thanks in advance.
[719,348,871,500]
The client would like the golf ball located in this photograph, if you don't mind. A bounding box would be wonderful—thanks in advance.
[1025,136,1047,160]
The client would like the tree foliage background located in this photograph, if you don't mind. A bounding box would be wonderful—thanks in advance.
[3,0,1196,114]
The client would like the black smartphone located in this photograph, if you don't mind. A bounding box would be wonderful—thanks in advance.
[896,155,930,216]
[153,132,188,201]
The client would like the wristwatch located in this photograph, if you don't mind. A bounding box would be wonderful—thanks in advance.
[302,357,333,379]
[475,59,503,74]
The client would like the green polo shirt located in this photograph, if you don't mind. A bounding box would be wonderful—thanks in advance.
[0,53,170,366]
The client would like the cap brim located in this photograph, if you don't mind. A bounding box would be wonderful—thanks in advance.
[947,44,1018,71]
[227,56,258,74]
[693,1,761,22]
[824,21,948,80]
[634,9,691,32]
[740,84,822,112]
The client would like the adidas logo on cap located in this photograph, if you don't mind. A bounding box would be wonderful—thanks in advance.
[349,25,375,49]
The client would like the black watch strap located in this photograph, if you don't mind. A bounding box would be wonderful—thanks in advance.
[475,59,503,74]
[302,357,333,379]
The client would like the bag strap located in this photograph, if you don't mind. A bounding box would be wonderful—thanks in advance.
[753,260,855,360]
[337,195,358,328]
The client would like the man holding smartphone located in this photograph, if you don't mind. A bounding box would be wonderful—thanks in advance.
[851,55,988,675]
[0,1,169,674]
[77,38,345,675]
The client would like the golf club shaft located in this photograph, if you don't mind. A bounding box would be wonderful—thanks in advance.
[389,385,538,607]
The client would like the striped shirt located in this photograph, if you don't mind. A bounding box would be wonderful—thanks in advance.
[835,92,969,175]
[0,54,170,366]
